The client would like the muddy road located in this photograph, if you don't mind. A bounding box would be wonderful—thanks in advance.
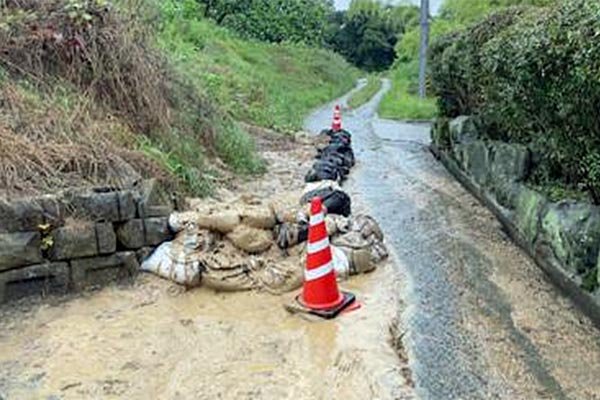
[1,81,600,400]
[0,89,413,399]
[307,79,600,399]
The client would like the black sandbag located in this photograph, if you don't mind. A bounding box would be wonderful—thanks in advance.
[317,146,354,168]
[321,128,352,140]
[301,188,351,217]
[305,163,341,183]
[330,132,352,145]
[316,158,349,180]
[275,221,309,249]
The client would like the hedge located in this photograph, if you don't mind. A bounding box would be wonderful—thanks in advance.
[430,0,600,203]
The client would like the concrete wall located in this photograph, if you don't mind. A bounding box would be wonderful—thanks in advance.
[432,116,600,326]
[0,179,175,304]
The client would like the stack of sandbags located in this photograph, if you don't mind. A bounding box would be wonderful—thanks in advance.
[169,198,277,254]
[305,129,355,183]
[141,221,305,293]
[142,122,389,293]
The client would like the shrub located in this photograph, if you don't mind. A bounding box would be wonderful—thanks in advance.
[429,6,531,118]
[430,0,600,202]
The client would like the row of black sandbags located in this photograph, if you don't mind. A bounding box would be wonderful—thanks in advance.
[304,128,355,217]
[276,128,356,249]
[305,129,355,184]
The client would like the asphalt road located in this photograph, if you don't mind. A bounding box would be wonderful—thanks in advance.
[305,80,600,400]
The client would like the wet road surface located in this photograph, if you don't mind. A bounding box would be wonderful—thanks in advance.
[306,79,600,399]
[2,80,600,400]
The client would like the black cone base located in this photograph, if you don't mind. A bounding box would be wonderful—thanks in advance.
[290,291,356,320]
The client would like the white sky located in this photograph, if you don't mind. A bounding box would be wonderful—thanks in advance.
[334,0,443,14]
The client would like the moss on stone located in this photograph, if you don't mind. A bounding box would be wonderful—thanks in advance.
[514,186,546,245]
[539,202,600,276]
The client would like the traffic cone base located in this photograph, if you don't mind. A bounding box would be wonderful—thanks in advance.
[294,291,356,320]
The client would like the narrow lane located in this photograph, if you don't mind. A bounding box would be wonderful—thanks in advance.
[306,80,600,400]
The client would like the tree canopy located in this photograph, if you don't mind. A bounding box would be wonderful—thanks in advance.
[196,0,334,45]
[326,0,419,71]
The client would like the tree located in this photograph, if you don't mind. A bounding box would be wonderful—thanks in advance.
[326,0,419,71]
[197,0,250,24]
[197,0,334,45]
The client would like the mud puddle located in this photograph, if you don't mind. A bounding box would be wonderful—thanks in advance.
[0,122,414,399]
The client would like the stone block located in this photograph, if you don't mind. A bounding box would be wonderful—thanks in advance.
[69,190,120,222]
[0,232,43,271]
[116,219,145,249]
[33,194,67,228]
[449,115,479,145]
[137,179,173,218]
[50,222,97,260]
[117,190,137,221]
[514,186,547,246]
[0,262,69,303]
[537,201,600,276]
[96,223,117,255]
[459,141,490,186]
[431,118,451,149]
[70,252,139,291]
[144,217,172,246]
[489,142,531,182]
[0,198,44,233]
[491,181,521,211]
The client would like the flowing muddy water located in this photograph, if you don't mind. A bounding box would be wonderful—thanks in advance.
[0,113,414,399]
[328,79,600,399]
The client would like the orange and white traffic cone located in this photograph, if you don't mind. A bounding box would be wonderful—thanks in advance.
[331,105,343,133]
[296,197,356,319]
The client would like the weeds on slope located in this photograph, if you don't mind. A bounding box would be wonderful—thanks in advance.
[157,2,359,132]
[0,0,261,196]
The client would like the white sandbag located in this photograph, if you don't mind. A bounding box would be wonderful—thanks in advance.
[331,245,350,280]
[168,212,198,232]
[141,228,205,287]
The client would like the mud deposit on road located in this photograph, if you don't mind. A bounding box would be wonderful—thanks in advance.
[0,125,414,399]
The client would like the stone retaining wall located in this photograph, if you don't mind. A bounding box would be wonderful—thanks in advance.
[432,116,600,326]
[0,179,175,304]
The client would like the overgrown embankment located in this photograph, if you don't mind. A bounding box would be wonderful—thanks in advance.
[430,0,600,304]
[0,0,357,198]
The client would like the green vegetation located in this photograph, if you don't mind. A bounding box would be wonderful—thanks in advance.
[159,3,358,132]
[347,76,382,109]
[0,0,357,197]
[429,0,600,203]
[381,0,555,120]
[325,0,419,71]
[379,63,436,121]
[196,0,332,45]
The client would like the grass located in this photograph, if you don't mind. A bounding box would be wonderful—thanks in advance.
[0,0,358,197]
[347,75,382,109]
[158,10,359,133]
[378,62,438,121]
